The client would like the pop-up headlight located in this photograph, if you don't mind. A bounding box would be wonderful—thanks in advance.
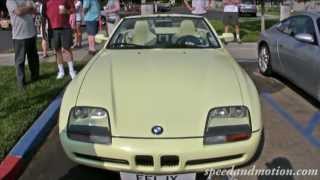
[67,107,111,144]
[204,106,251,145]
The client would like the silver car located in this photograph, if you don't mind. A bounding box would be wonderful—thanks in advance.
[258,12,320,100]
[156,1,172,12]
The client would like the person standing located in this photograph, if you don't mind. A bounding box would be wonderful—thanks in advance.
[83,0,101,54]
[43,0,77,79]
[37,0,49,58]
[6,0,40,90]
[73,0,83,48]
[104,0,120,36]
[223,0,241,43]
[184,0,212,15]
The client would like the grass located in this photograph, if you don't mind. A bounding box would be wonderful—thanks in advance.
[258,6,281,17]
[266,7,280,17]
[0,62,86,161]
[210,19,279,42]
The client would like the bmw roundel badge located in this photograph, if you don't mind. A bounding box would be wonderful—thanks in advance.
[151,126,163,135]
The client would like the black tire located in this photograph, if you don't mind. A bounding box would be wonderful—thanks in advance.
[258,44,273,76]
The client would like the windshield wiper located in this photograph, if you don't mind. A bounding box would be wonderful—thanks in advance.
[109,43,152,49]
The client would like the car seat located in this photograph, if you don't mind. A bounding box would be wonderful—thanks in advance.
[131,21,156,46]
[175,20,199,37]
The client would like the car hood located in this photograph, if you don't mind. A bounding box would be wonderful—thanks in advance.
[76,49,244,138]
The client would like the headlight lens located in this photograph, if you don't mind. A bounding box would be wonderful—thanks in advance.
[204,106,251,145]
[208,106,248,118]
[67,107,111,144]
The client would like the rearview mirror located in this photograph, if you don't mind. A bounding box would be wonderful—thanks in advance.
[95,34,109,44]
[294,33,315,44]
[219,33,235,43]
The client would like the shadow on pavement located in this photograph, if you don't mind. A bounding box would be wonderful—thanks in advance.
[271,73,320,109]
[239,62,285,94]
[240,61,320,109]
[258,157,295,180]
[59,165,121,180]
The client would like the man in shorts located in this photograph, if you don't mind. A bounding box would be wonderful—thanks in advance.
[223,0,241,43]
[83,0,101,54]
[43,0,76,79]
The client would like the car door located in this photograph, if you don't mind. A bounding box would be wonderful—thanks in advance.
[277,15,319,95]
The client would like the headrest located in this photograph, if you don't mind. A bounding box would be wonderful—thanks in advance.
[132,21,156,45]
[177,20,197,37]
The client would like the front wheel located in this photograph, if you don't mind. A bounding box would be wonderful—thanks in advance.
[258,45,272,76]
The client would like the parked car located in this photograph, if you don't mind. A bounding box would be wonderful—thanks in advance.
[0,18,11,30]
[59,14,263,179]
[119,1,141,17]
[258,12,320,101]
[239,0,257,17]
[156,1,172,12]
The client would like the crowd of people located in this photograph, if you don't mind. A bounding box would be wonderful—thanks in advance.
[6,0,121,90]
[5,0,243,90]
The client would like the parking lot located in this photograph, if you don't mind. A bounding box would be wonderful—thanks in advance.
[18,45,320,180]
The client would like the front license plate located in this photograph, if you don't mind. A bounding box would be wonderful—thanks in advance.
[120,172,196,180]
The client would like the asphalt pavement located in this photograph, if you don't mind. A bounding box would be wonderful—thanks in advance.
[18,54,320,180]
[0,30,13,53]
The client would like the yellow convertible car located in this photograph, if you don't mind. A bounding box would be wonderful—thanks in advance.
[59,14,262,179]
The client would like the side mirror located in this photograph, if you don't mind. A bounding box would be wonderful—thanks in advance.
[294,33,315,44]
[95,33,109,44]
[219,33,235,43]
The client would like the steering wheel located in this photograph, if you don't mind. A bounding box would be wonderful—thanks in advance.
[175,35,203,46]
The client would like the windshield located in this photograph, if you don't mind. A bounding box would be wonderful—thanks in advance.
[107,17,221,49]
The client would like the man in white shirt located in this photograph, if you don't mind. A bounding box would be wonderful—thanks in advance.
[184,0,212,15]
[223,0,241,43]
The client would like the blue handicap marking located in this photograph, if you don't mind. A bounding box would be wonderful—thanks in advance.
[304,112,320,133]
[262,92,320,148]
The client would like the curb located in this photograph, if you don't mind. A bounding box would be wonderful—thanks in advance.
[0,95,62,180]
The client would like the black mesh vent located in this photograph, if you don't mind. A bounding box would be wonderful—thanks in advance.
[161,155,179,167]
[135,155,154,166]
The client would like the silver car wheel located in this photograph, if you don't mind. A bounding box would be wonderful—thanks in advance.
[258,46,271,74]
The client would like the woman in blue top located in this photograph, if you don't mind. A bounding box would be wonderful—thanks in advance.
[83,0,101,54]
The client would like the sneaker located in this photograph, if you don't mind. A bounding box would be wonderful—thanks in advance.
[69,71,77,79]
[41,54,49,59]
[237,38,242,44]
[56,72,65,79]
